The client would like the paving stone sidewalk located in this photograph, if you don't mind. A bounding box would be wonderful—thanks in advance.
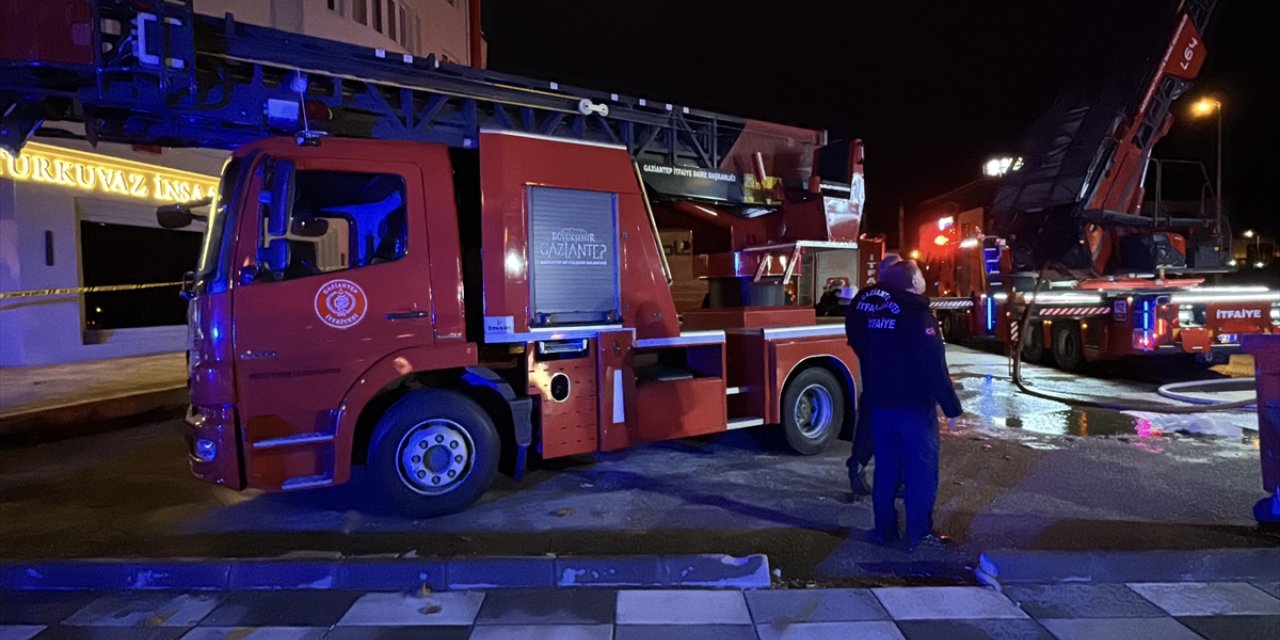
[2,581,1277,639]
[0,352,185,438]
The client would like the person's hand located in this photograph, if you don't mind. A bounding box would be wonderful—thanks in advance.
[947,417,957,431]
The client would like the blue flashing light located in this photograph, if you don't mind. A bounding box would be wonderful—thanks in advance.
[985,295,996,333]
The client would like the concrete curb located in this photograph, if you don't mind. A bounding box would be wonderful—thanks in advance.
[0,554,771,592]
[0,386,186,444]
[977,548,1280,590]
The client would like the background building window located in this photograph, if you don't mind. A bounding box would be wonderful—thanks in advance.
[415,14,423,55]
[372,0,382,33]
[399,5,408,46]
[405,10,414,51]
[386,1,396,40]
[80,221,201,330]
[353,0,367,25]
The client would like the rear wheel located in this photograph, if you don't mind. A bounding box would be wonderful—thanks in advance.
[1021,321,1045,363]
[943,312,968,343]
[780,367,846,455]
[1052,321,1086,373]
[368,389,499,518]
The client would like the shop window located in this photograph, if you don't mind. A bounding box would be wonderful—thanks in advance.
[80,221,201,330]
[255,171,408,283]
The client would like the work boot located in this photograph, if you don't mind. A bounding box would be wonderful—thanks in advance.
[850,466,872,499]
[907,532,952,552]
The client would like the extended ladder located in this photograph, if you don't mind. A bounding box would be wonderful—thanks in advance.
[0,0,827,203]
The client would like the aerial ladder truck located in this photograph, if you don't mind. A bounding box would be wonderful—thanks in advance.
[0,0,878,515]
[914,0,1276,372]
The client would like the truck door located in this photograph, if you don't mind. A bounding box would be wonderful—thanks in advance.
[230,156,433,489]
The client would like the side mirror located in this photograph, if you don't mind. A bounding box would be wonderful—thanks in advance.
[262,159,295,237]
[157,197,212,229]
[290,216,329,238]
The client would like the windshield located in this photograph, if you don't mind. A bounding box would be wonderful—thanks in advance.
[195,157,245,293]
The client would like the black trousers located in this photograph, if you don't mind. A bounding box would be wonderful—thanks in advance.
[846,400,874,493]
[870,407,940,544]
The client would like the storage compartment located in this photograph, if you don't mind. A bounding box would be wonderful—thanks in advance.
[635,377,727,441]
[527,186,621,326]
[528,342,599,459]
[633,343,724,382]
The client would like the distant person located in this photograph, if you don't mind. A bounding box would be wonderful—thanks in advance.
[845,259,962,549]
[844,254,902,498]
[815,278,850,317]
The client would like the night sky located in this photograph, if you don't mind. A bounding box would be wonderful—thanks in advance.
[485,0,1271,246]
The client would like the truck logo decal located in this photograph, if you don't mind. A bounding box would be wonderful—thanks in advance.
[538,227,610,266]
[484,315,515,335]
[1215,308,1261,320]
[315,279,368,329]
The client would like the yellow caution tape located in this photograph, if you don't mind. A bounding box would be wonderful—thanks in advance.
[0,281,183,300]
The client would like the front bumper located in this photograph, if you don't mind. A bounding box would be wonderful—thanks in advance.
[184,404,244,489]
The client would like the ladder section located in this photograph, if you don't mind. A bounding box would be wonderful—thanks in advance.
[0,0,824,196]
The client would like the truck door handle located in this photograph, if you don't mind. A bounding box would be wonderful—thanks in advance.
[386,310,428,321]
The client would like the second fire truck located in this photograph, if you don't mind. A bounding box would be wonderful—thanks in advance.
[912,0,1277,371]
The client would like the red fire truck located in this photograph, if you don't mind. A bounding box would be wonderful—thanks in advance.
[916,210,1278,371]
[0,1,878,515]
[910,0,1278,371]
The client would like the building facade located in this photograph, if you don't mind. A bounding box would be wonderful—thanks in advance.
[197,0,482,66]
[0,0,479,366]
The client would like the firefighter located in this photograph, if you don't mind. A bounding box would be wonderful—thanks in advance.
[845,259,962,548]
[845,254,902,498]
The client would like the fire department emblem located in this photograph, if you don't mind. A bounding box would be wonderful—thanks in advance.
[315,279,368,329]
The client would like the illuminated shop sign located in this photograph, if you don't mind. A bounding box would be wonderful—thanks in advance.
[0,142,218,203]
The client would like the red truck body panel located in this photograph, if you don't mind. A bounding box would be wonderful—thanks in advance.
[480,133,681,342]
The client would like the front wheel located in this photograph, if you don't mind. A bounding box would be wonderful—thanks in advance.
[368,389,500,518]
[780,367,846,455]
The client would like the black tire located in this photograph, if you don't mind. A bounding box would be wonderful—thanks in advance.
[367,389,500,518]
[1021,321,1045,363]
[941,313,962,343]
[779,367,846,455]
[1052,321,1086,373]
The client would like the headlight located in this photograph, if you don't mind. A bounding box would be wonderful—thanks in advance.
[194,438,218,462]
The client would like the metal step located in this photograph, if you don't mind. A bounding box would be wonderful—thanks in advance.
[727,417,764,430]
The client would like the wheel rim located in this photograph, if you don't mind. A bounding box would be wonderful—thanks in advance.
[396,419,475,495]
[793,383,834,438]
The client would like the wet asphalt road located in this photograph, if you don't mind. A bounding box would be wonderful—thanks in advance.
[0,346,1271,584]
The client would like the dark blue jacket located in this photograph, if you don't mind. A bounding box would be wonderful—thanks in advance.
[845,285,963,418]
